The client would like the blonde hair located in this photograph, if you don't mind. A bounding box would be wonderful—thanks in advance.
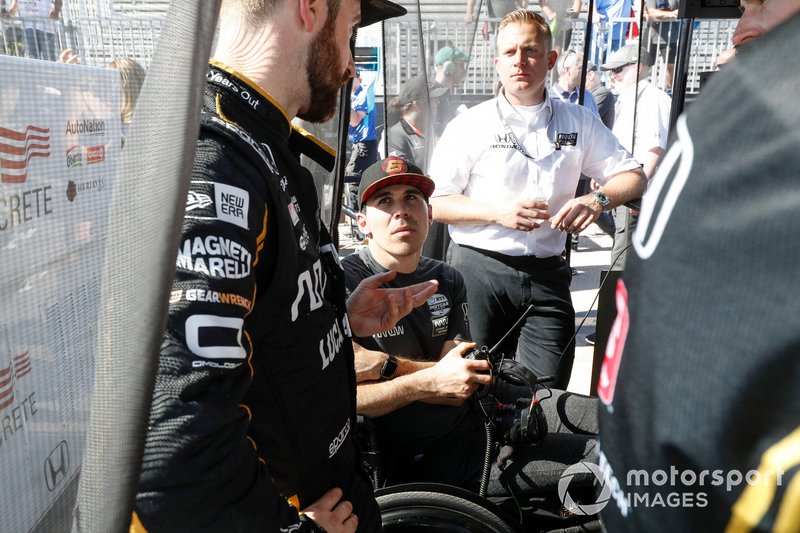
[498,9,553,50]
[107,58,146,124]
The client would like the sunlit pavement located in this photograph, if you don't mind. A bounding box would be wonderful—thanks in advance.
[337,223,614,396]
[567,227,613,395]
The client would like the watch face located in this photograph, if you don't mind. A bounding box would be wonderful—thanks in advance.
[380,356,398,379]
[594,192,610,206]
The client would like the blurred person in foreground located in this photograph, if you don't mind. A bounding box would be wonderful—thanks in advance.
[598,5,800,532]
[428,9,646,389]
[131,0,445,532]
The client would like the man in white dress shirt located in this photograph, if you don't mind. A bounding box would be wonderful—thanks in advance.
[428,9,646,388]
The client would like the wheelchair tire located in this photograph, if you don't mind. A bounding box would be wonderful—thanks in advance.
[377,484,519,533]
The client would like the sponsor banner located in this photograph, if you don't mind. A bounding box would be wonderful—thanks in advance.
[1,56,121,286]
[0,56,120,530]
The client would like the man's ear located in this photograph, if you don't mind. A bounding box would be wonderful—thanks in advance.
[547,49,558,71]
[357,211,371,236]
[298,0,327,33]
[427,203,433,226]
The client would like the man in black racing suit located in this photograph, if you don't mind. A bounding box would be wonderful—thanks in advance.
[133,0,428,531]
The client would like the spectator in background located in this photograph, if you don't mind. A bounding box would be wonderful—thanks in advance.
[465,0,528,22]
[108,57,146,146]
[601,44,670,271]
[540,0,582,53]
[425,46,470,261]
[644,0,679,90]
[384,76,447,170]
[346,68,378,184]
[551,50,600,116]
[585,60,614,129]
[592,0,632,62]
[3,0,62,61]
[430,45,470,138]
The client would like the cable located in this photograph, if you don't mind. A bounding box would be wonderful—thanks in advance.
[551,242,633,374]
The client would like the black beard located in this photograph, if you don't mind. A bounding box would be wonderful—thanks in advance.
[297,19,349,123]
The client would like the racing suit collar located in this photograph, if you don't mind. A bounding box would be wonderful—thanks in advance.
[207,60,293,139]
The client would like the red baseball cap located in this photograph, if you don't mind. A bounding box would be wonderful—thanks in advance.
[358,157,435,207]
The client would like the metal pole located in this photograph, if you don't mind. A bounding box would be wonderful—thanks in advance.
[668,17,694,135]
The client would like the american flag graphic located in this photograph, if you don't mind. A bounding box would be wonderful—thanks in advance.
[0,125,51,184]
[0,351,32,411]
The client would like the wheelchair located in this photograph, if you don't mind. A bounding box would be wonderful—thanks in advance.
[357,351,604,533]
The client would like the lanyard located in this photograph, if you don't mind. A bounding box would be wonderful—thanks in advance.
[495,99,560,161]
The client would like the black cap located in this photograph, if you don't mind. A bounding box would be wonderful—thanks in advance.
[358,156,435,207]
[399,76,448,106]
[360,0,407,27]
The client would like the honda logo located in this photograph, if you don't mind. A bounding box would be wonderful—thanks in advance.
[44,440,69,491]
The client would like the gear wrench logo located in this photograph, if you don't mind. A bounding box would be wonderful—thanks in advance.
[558,461,611,515]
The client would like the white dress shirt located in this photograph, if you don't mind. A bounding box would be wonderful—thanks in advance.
[612,80,672,164]
[429,89,640,257]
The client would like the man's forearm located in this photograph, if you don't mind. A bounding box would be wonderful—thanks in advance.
[597,168,648,209]
[357,374,435,418]
[430,194,497,226]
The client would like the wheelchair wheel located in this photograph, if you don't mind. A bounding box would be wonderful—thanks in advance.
[376,483,519,533]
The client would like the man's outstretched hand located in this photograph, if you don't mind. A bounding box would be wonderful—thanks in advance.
[347,271,438,337]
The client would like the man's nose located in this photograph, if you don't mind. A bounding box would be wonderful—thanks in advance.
[393,206,410,218]
[345,56,357,80]
[731,9,761,46]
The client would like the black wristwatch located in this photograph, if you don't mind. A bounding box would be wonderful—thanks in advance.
[379,355,398,380]
[591,191,611,211]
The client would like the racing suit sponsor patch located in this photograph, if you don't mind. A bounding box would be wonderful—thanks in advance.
[214,183,249,229]
[328,418,350,458]
[185,314,246,360]
[176,235,252,279]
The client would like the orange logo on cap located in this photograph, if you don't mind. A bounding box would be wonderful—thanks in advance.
[382,157,407,175]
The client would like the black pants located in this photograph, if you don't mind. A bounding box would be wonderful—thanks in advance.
[379,388,597,495]
[450,243,575,390]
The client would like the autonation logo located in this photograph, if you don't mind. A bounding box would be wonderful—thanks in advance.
[560,454,787,517]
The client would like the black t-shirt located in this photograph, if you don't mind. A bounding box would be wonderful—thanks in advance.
[598,15,800,532]
[343,247,471,450]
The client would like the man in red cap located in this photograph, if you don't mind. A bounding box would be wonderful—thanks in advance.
[343,157,599,493]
